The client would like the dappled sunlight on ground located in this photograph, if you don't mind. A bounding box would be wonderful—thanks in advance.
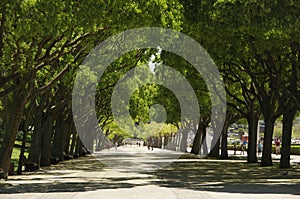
[0,146,300,198]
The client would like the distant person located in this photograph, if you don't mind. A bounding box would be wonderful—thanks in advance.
[240,143,245,155]
[257,141,262,155]
[243,139,247,148]
[147,138,152,150]
[233,143,237,155]
[114,141,118,150]
[275,138,281,155]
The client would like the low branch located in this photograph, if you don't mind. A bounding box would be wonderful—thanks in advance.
[35,64,70,95]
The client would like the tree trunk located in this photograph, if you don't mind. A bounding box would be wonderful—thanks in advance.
[28,107,43,167]
[165,134,173,150]
[201,130,208,155]
[70,131,77,155]
[17,129,28,175]
[209,137,220,158]
[261,116,275,166]
[75,135,83,155]
[51,116,64,161]
[64,123,72,156]
[0,92,28,179]
[82,125,95,153]
[191,120,208,155]
[247,114,259,163]
[40,115,54,166]
[220,127,228,159]
[280,108,297,168]
[191,121,204,155]
[220,114,232,159]
[179,129,188,152]
[219,110,240,159]
[170,134,175,150]
[175,133,180,151]
[158,136,162,148]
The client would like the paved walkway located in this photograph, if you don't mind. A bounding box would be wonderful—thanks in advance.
[1,146,300,199]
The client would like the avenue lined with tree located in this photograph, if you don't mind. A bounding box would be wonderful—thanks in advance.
[0,0,299,180]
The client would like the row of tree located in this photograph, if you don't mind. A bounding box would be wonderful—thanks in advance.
[0,0,183,179]
[160,0,300,168]
[151,0,300,168]
[136,0,300,170]
[0,0,299,179]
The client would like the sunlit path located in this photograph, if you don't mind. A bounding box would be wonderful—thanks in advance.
[93,145,185,172]
[1,149,300,199]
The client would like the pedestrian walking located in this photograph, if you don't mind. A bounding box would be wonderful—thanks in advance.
[257,141,262,155]
[233,143,237,155]
[275,138,281,155]
[240,143,245,155]
[114,141,118,150]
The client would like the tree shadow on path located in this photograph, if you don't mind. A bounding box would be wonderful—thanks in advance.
[1,153,300,196]
[144,158,300,195]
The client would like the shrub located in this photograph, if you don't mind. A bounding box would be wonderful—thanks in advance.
[291,145,300,155]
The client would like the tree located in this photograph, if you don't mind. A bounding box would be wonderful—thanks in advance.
[211,0,300,166]
[0,0,104,178]
[179,0,300,166]
[0,0,185,178]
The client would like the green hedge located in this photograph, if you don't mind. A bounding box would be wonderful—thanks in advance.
[290,145,300,155]
[227,144,300,155]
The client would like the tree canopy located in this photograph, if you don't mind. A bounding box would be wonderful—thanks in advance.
[0,0,299,179]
